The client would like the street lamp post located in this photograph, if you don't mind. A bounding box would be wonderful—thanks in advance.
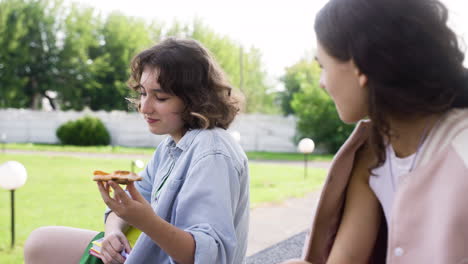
[298,138,315,179]
[11,189,15,246]
[0,161,28,248]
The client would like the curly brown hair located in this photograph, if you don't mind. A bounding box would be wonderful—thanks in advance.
[127,38,240,130]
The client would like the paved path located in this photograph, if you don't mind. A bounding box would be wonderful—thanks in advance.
[247,190,321,256]
[247,231,307,263]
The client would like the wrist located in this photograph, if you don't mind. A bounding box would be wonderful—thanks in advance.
[105,225,123,234]
[138,212,163,234]
[105,212,129,234]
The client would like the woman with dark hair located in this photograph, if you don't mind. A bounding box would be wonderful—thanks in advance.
[283,0,468,263]
[24,38,250,264]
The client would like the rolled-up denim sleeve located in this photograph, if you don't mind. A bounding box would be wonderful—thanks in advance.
[172,153,241,264]
[104,148,159,223]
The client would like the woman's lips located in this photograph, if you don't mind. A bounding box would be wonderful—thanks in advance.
[146,118,159,124]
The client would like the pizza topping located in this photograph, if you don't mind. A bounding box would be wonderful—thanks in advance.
[93,170,142,184]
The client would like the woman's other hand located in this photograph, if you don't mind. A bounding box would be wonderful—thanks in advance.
[101,230,130,264]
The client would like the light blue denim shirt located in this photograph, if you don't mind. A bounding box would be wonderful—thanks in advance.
[109,128,250,264]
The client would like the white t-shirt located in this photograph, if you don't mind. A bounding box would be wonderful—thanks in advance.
[369,144,419,225]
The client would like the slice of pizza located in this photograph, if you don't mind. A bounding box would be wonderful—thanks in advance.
[93,170,112,181]
[111,170,142,184]
[93,170,142,184]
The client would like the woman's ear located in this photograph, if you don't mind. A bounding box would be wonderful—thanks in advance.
[352,61,368,88]
[358,72,368,88]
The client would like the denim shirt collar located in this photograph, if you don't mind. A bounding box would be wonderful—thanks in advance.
[166,129,203,159]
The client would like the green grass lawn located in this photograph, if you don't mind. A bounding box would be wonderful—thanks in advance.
[4,143,333,161]
[0,153,327,263]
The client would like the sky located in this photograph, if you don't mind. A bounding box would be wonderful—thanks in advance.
[70,0,468,89]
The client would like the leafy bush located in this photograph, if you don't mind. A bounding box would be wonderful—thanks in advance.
[279,59,320,116]
[282,59,355,153]
[56,116,111,146]
[291,82,355,153]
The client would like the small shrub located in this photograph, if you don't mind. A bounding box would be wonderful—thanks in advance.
[56,116,111,146]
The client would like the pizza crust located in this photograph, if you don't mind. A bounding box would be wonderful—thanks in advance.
[93,170,142,184]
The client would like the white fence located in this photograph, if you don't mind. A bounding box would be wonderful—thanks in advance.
[0,109,298,152]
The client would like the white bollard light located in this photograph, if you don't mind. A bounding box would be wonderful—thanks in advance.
[298,138,315,178]
[0,161,28,190]
[0,161,28,248]
[298,138,315,154]
[131,159,145,173]
[229,130,241,143]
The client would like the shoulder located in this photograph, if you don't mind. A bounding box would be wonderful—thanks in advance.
[333,119,371,159]
[452,126,468,168]
[431,108,468,146]
[190,128,239,151]
[187,128,247,166]
[419,108,468,167]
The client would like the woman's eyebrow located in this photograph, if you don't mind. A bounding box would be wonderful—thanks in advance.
[149,88,167,94]
[139,84,166,93]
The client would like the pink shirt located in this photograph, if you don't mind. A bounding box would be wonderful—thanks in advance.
[299,109,468,264]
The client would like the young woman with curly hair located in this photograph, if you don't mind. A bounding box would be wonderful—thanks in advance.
[24,38,249,264]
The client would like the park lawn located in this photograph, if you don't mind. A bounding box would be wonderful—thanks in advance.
[4,143,333,161]
[0,153,326,263]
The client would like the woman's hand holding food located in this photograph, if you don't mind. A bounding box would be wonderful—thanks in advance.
[97,181,158,233]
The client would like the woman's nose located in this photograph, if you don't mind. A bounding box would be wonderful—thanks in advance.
[140,97,153,114]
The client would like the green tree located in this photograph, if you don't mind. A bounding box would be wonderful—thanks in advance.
[0,0,62,109]
[86,12,154,111]
[57,3,102,110]
[188,19,277,113]
[0,2,276,113]
[287,60,355,153]
[240,47,277,113]
[279,58,318,115]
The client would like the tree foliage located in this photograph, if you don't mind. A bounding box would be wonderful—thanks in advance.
[0,1,278,113]
[53,8,155,111]
[0,0,61,109]
[57,4,102,110]
[279,59,319,116]
[283,59,355,153]
[163,19,277,113]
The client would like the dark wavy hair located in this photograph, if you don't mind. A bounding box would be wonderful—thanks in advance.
[128,38,240,130]
[315,0,468,169]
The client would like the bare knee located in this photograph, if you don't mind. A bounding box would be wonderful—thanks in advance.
[24,227,52,263]
[24,226,98,264]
